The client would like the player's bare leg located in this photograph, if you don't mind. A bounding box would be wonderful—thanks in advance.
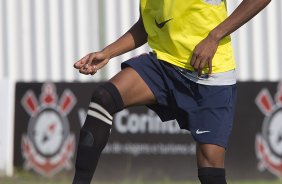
[196,144,227,184]
[109,67,156,106]
[73,67,155,184]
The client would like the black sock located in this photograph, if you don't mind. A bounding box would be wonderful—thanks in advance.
[198,167,227,184]
[73,82,124,184]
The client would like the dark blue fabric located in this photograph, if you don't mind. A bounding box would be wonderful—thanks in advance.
[121,53,237,148]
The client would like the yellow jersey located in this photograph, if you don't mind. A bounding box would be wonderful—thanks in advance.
[140,0,236,73]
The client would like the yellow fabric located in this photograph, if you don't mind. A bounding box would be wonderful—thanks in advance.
[140,0,236,73]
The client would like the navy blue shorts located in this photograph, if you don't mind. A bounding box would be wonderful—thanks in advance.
[121,53,237,148]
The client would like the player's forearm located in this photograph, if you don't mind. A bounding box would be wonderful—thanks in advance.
[208,0,271,42]
[102,17,148,59]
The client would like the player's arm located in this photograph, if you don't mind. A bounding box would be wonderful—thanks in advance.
[190,0,272,76]
[74,15,148,75]
[103,15,148,59]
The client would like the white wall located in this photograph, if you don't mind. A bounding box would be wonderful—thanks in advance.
[0,0,281,82]
[0,79,14,176]
[227,0,282,81]
[0,0,147,82]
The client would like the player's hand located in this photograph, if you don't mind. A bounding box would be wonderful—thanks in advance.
[74,51,110,75]
[190,34,219,76]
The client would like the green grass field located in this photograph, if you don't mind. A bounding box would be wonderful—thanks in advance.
[1,179,282,184]
[1,170,281,184]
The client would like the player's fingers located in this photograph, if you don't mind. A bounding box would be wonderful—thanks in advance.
[198,58,208,76]
[199,59,206,71]
[80,64,97,75]
[79,62,92,75]
[74,55,90,69]
[79,67,89,75]
[197,62,203,76]
[82,61,92,71]
[90,65,97,75]
[192,57,201,71]
[74,60,86,69]
[208,58,212,75]
[190,52,197,66]
[87,53,97,65]
[79,65,95,75]
[81,54,96,72]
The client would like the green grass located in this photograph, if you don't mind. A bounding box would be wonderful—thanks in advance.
[1,177,282,184]
[1,170,281,184]
[1,177,281,184]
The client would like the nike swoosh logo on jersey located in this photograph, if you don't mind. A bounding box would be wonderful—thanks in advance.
[155,18,173,29]
[196,129,211,135]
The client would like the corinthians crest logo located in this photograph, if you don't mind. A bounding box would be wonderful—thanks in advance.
[21,83,76,177]
[255,82,282,177]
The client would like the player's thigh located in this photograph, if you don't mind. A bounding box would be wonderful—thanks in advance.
[109,67,156,107]
[196,143,226,168]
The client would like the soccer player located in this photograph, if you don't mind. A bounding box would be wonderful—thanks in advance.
[72,0,271,183]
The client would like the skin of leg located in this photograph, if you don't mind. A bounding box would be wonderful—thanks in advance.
[109,67,156,107]
[197,143,226,168]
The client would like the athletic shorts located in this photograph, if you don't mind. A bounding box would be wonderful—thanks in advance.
[121,52,237,148]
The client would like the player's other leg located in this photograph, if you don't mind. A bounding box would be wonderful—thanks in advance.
[197,144,227,184]
[190,83,236,184]
[72,67,155,184]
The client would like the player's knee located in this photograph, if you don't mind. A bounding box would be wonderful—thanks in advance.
[197,144,225,168]
[90,82,124,115]
[199,156,222,168]
[78,82,124,151]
